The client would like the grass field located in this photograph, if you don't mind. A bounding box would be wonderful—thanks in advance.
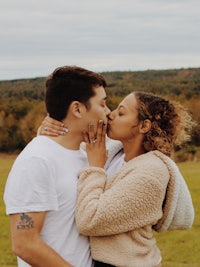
[0,154,199,267]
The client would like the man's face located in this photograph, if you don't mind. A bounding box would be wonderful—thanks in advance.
[84,86,110,131]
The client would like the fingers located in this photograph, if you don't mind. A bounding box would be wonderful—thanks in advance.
[39,126,59,137]
[101,122,107,143]
[42,123,67,136]
[40,115,68,136]
[82,131,90,144]
[84,121,107,168]
[88,123,95,143]
[86,120,107,144]
[96,120,104,142]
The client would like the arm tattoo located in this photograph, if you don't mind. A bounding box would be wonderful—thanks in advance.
[17,213,34,230]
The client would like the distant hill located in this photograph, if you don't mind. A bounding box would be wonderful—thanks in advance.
[0,67,199,152]
[0,67,200,101]
[103,67,200,98]
[0,77,45,101]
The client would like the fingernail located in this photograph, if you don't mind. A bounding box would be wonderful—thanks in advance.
[61,127,69,135]
[63,127,69,133]
[99,120,103,124]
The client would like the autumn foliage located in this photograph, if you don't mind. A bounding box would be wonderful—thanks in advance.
[0,68,199,152]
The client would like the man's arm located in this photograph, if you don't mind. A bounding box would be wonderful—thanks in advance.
[10,211,73,267]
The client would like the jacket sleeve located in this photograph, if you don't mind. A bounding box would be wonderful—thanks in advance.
[75,161,169,236]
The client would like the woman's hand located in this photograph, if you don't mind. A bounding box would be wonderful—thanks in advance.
[83,120,107,168]
[37,115,68,136]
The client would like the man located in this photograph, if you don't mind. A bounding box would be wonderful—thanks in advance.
[4,66,110,267]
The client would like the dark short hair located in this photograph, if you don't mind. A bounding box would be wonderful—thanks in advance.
[45,66,107,120]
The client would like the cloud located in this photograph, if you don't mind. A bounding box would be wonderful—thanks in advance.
[0,0,200,80]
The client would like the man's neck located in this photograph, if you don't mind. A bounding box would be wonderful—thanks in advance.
[48,134,82,150]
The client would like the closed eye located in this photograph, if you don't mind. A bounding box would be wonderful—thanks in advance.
[118,106,125,116]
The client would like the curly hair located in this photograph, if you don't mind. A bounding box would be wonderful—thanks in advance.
[134,91,195,156]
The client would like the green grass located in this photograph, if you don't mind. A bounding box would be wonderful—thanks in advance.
[155,161,200,266]
[0,154,17,267]
[0,155,199,266]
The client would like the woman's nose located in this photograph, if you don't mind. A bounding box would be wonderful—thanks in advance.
[108,111,114,120]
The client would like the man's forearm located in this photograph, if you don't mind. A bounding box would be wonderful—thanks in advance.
[17,238,73,267]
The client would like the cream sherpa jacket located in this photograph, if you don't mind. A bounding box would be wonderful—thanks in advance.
[76,146,194,267]
[104,139,194,232]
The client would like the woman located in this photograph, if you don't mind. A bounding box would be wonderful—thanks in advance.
[39,91,195,267]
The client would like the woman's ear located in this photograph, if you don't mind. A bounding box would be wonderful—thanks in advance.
[140,119,151,134]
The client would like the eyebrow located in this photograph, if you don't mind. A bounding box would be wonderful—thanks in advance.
[101,96,107,102]
[118,104,125,109]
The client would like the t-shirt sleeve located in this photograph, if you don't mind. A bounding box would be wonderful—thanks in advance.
[4,157,58,215]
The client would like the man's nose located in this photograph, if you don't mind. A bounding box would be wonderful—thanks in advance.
[105,106,111,116]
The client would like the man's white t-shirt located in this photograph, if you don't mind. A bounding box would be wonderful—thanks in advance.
[4,136,92,267]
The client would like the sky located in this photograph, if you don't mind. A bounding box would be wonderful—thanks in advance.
[1,0,200,80]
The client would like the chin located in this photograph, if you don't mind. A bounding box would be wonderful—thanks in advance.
[107,131,117,140]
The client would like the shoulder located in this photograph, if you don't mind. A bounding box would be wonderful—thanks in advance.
[112,151,170,191]
[9,138,55,181]
[107,151,170,191]
[128,151,169,175]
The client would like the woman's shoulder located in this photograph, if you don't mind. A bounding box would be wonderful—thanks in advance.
[129,151,169,170]
[124,151,170,183]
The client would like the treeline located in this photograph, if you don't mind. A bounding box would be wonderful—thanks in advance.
[0,68,200,153]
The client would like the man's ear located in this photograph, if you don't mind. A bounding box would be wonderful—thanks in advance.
[69,101,83,118]
[140,119,151,134]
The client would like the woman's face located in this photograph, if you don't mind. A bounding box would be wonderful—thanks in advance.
[107,93,140,141]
